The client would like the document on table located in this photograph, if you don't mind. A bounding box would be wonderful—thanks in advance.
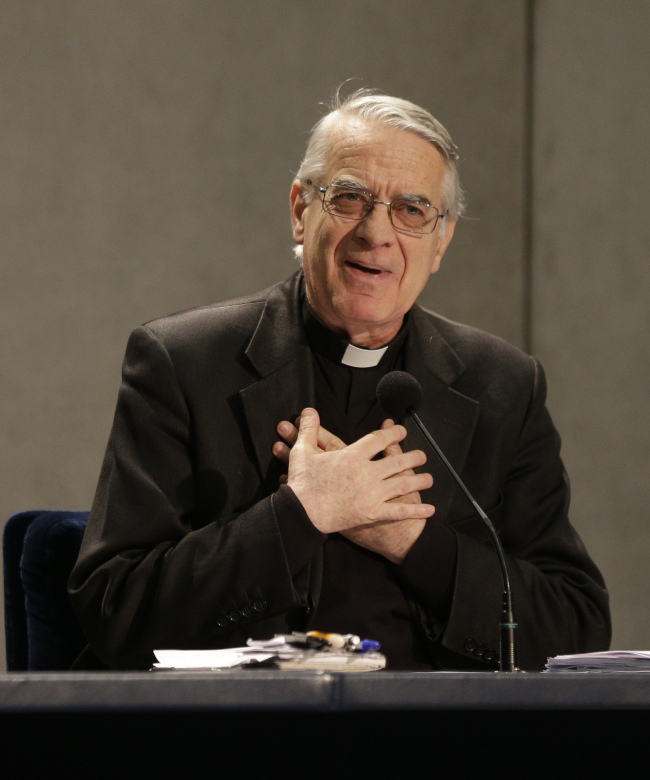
[546,650,650,672]
[153,636,387,672]
[153,648,275,670]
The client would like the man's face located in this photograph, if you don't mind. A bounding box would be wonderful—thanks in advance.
[290,119,457,348]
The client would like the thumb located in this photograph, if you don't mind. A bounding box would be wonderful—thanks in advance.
[294,407,320,452]
[381,418,404,457]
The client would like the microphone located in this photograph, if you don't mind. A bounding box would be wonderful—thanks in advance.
[377,371,520,673]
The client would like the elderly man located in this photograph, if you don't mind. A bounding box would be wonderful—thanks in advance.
[69,90,610,671]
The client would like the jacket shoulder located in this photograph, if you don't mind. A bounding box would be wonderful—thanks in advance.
[417,306,535,374]
[132,271,301,355]
[142,283,275,344]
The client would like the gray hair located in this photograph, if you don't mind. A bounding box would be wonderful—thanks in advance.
[295,88,465,219]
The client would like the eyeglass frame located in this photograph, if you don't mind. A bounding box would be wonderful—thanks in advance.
[307,179,445,235]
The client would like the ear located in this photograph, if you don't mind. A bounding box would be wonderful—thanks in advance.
[290,179,307,245]
[429,215,457,276]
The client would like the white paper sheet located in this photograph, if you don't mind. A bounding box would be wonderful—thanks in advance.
[546,650,650,672]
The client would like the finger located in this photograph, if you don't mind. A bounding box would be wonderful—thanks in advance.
[318,426,346,452]
[375,448,428,479]
[279,415,346,457]
[387,490,422,505]
[300,415,346,452]
[352,424,408,460]
[377,501,435,522]
[380,418,405,457]
[277,417,345,455]
[293,407,321,453]
[272,441,290,465]
[276,420,299,447]
[384,471,433,501]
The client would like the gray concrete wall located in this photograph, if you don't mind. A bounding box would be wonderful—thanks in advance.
[532,0,650,649]
[2,0,647,669]
[1,0,528,670]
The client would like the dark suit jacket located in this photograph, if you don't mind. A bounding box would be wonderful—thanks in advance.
[69,271,610,670]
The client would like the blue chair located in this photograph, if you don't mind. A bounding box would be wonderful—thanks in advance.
[3,510,89,671]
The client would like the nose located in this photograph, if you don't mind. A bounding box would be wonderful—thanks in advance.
[354,201,395,247]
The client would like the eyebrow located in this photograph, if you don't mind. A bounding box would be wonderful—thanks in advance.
[397,193,433,206]
[329,179,432,205]
[330,178,369,192]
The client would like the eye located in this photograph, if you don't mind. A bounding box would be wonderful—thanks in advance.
[325,186,372,217]
[334,189,365,203]
[395,200,426,218]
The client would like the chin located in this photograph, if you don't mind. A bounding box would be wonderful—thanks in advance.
[339,304,399,334]
[347,294,397,320]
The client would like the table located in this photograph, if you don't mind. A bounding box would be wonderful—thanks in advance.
[1,671,647,777]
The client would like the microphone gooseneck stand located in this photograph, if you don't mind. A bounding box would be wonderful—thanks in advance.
[377,371,521,672]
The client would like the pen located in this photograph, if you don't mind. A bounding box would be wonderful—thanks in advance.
[306,631,348,649]
[306,631,381,653]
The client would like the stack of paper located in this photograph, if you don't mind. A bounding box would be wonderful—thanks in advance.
[546,650,650,672]
[153,635,386,672]
[153,647,277,670]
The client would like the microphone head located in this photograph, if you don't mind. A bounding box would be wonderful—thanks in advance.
[376,371,423,419]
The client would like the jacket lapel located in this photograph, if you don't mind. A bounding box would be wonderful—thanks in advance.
[238,272,323,613]
[239,273,315,488]
[405,307,480,521]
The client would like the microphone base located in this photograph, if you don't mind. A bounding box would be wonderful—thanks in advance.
[499,613,519,672]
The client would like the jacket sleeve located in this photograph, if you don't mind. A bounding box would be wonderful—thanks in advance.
[398,357,611,671]
[69,325,317,669]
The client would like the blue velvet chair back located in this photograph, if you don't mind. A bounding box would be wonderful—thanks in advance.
[3,510,89,671]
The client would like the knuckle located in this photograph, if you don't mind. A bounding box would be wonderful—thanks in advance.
[398,475,411,494]
[393,503,410,520]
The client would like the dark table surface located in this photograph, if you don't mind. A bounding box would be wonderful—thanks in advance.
[3,669,650,712]
[3,670,650,777]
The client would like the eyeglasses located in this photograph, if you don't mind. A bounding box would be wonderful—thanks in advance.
[308,180,444,235]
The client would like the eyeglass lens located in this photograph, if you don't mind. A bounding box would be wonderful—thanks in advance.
[323,185,438,234]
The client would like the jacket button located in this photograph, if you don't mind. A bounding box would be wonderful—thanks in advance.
[473,643,485,657]
[228,610,242,622]
[240,605,253,618]
[253,600,267,613]
[216,616,229,628]
[464,639,476,652]
[483,648,496,662]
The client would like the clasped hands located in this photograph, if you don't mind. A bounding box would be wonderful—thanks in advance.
[272,408,435,564]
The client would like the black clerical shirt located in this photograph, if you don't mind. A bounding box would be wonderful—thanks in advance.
[272,303,457,670]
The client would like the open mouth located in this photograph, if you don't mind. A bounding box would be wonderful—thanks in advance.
[346,261,383,275]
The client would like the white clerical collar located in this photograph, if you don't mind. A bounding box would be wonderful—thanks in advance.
[341,342,389,368]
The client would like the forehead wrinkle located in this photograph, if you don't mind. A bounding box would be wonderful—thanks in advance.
[323,122,446,206]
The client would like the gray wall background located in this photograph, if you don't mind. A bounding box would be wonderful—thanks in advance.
[1,1,647,670]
